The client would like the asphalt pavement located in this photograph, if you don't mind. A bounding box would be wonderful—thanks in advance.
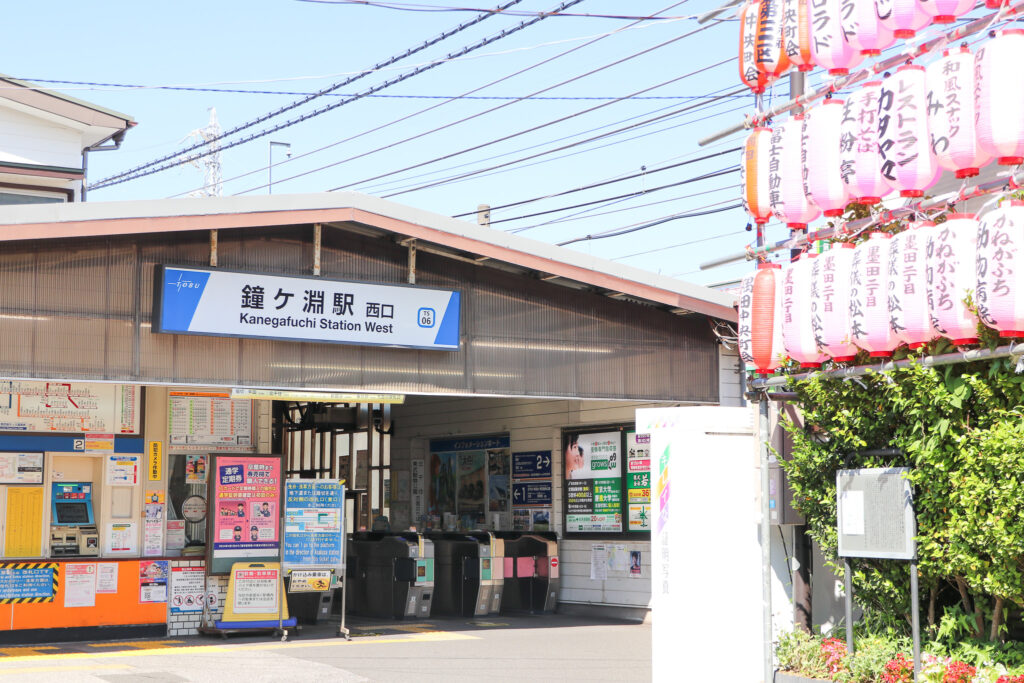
[0,614,651,683]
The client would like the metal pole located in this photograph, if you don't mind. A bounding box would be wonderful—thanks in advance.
[759,396,774,683]
[911,562,921,681]
[268,144,273,195]
[844,558,854,654]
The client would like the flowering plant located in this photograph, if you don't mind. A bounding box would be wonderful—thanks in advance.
[881,653,914,683]
[943,660,976,683]
[997,675,1024,683]
[821,638,847,676]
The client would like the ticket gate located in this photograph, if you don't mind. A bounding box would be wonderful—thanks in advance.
[427,532,504,617]
[496,532,559,614]
[346,532,434,619]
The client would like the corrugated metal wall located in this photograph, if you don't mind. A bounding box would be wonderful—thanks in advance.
[0,225,719,401]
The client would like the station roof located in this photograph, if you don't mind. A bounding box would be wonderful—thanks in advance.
[0,192,736,322]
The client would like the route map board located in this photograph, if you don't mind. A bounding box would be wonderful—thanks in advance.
[0,382,139,434]
[168,392,253,447]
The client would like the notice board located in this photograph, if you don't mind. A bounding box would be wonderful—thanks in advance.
[206,454,283,574]
[283,479,345,572]
[4,487,44,557]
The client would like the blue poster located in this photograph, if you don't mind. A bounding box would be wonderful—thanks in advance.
[512,482,553,508]
[513,451,552,480]
[283,480,345,569]
[0,565,56,602]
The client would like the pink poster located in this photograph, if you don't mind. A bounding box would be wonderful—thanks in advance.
[213,456,281,560]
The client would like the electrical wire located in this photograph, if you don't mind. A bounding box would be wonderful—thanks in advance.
[612,226,747,261]
[181,0,695,197]
[89,0,541,190]
[325,24,733,193]
[556,200,743,246]
[294,0,691,18]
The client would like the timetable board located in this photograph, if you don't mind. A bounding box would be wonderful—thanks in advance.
[168,392,253,447]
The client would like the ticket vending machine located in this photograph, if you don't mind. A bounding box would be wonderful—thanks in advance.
[50,482,100,557]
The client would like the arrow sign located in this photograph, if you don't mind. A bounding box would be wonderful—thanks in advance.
[512,482,552,508]
[512,451,552,480]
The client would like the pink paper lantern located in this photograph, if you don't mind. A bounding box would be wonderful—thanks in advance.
[840,81,892,205]
[809,0,865,75]
[811,242,859,361]
[740,2,769,93]
[875,0,930,40]
[976,29,1024,166]
[742,127,774,225]
[756,0,791,79]
[782,0,816,72]
[888,221,939,348]
[927,214,980,345]
[878,65,940,198]
[739,263,787,374]
[783,254,827,367]
[977,201,1024,338]
[803,99,851,217]
[850,232,900,358]
[919,0,974,23]
[770,117,821,229]
[926,46,992,179]
[843,0,895,56]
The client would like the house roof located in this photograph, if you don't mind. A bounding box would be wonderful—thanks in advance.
[0,192,737,321]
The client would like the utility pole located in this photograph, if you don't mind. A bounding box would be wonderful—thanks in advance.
[183,108,223,197]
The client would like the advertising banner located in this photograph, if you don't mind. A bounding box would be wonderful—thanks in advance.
[626,432,652,533]
[283,480,344,571]
[429,435,510,525]
[565,431,622,533]
[154,265,461,351]
[209,455,282,574]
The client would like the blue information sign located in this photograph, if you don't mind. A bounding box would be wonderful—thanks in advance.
[512,451,552,480]
[0,565,56,602]
[283,480,345,570]
[512,482,553,508]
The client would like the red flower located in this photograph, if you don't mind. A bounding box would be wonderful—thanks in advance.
[820,638,848,675]
[944,660,976,683]
[996,676,1024,683]
[881,653,913,683]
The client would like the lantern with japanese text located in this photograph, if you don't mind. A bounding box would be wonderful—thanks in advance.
[756,0,791,79]
[919,0,974,23]
[809,0,865,75]
[802,99,851,217]
[976,30,1024,166]
[875,0,930,39]
[878,66,941,198]
[782,0,815,72]
[850,233,900,358]
[740,1,769,93]
[844,0,895,56]
[889,222,938,348]
[811,242,859,361]
[926,46,991,179]
[927,214,980,345]
[840,81,892,205]
[770,117,821,229]
[742,127,774,225]
[739,263,786,374]
[977,202,1024,337]
[783,254,827,367]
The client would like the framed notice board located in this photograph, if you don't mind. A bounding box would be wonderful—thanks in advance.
[563,425,650,540]
[206,454,284,575]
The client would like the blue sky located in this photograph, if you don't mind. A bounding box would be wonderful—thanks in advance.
[5,0,797,286]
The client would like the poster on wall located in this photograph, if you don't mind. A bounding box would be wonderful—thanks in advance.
[0,452,43,484]
[144,502,165,557]
[168,392,253,448]
[565,430,623,533]
[411,460,426,525]
[4,486,44,557]
[170,566,205,613]
[106,521,138,555]
[186,454,208,484]
[208,455,282,574]
[0,381,139,434]
[283,479,344,570]
[96,563,119,593]
[0,563,57,602]
[139,560,169,603]
[107,455,139,486]
[626,432,652,533]
[429,436,510,525]
[64,563,97,608]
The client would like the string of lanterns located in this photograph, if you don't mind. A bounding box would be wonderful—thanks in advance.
[733,2,1024,375]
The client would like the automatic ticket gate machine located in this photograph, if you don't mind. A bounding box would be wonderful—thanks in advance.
[347,531,434,619]
[49,482,100,557]
[427,531,504,617]
[497,532,559,614]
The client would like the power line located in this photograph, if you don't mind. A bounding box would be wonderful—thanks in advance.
[294,0,691,19]
[89,0,531,189]
[612,227,747,261]
[377,82,740,198]
[191,0,694,197]
[556,200,743,246]
[452,146,740,217]
[327,23,732,193]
